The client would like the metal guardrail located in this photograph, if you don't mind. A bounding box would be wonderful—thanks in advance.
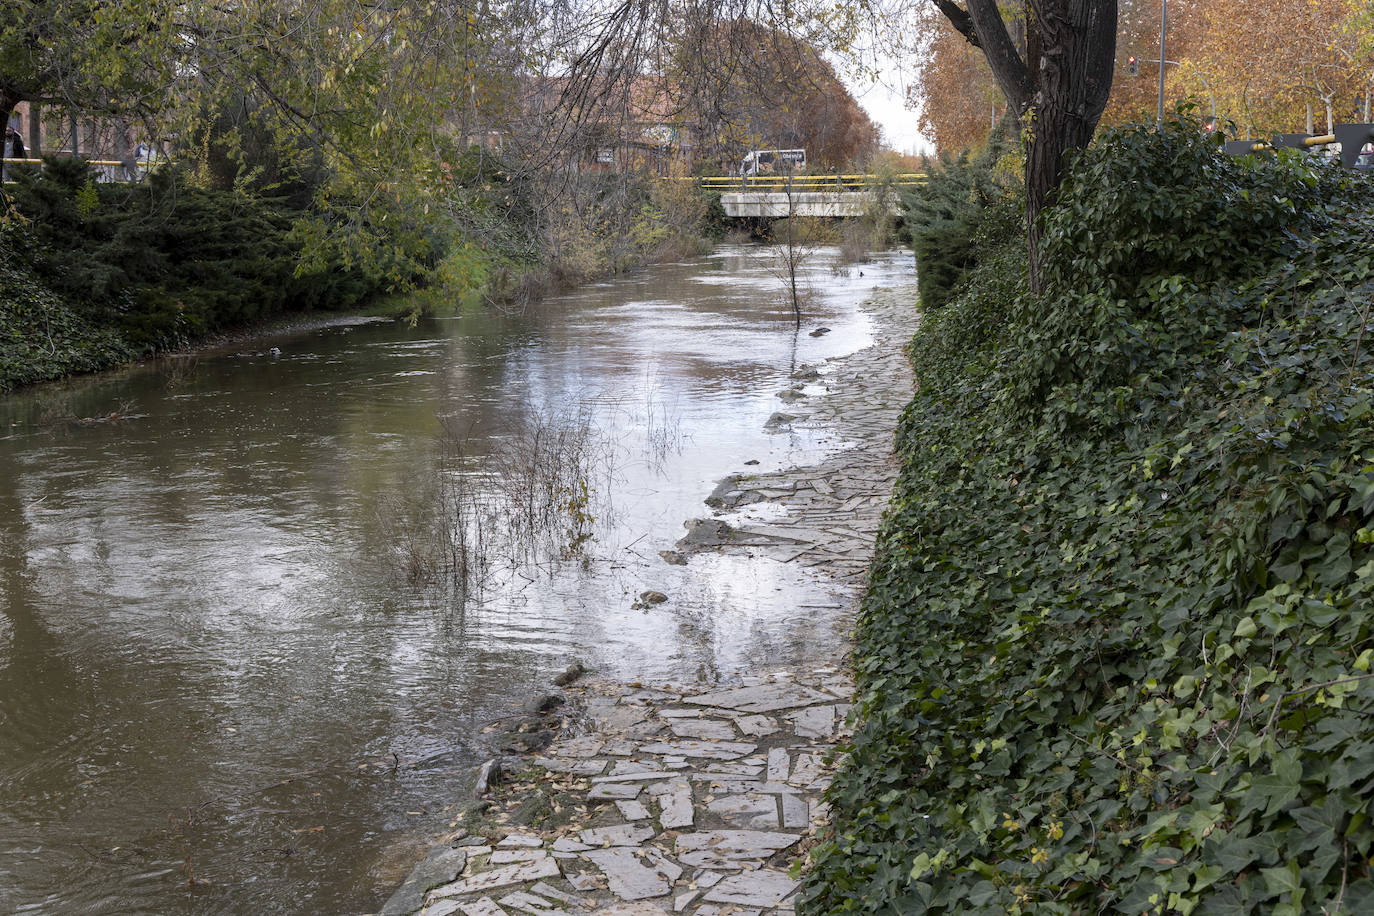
[1,157,154,183]
[1223,123,1374,169]
[673,173,928,192]
[0,157,934,191]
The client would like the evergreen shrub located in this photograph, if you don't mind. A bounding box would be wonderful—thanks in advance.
[0,225,134,391]
[8,158,409,354]
[802,122,1374,914]
[906,127,1019,312]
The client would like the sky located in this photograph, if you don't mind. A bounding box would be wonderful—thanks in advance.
[851,73,932,156]
[835,47,934,157]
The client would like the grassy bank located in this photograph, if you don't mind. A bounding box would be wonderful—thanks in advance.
[372,161,725,323]
[802,125,1374,913]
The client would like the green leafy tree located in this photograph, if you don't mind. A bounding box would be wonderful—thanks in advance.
[0,0,179,135]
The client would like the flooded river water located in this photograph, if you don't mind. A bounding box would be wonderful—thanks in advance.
[0,244,914,914]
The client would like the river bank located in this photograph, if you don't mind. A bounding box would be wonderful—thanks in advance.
[803,126,1374,914]
[374,278,919,916]
[0,156,724,395]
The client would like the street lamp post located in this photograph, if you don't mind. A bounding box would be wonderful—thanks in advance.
[1157,0,1168,127]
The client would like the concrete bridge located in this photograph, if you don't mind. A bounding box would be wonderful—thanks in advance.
[719,189,898,218]
[692,173,924,219]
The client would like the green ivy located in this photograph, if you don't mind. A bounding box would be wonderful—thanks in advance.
[802,123,1374,914]
[0,224,135,391]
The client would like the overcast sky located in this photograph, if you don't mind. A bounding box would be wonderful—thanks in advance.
[838,51,933,157]
[854,78,931,156]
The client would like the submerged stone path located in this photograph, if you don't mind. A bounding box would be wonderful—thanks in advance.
[673,282,918,584]
[378,279,919,916]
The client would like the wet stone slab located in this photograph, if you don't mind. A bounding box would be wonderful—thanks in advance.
[582,846,683,900]
[428,858,562,900]
[682,684,834,715]
[703,870,799,907]
[666,718,737,740]
[394,671,849,916]
[635,739,756,759]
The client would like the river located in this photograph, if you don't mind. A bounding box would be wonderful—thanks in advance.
[0,243,914,914]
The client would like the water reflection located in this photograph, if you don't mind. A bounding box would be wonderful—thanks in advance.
[0,244,914,913]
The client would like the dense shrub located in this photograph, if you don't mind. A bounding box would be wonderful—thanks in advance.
[905,126,1019,311]
[1,147,720,387]
[802,123,1374,914]
[0,225,135,391]
[8,157,416,353]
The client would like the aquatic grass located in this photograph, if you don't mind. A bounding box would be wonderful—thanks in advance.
[374,406,617,597]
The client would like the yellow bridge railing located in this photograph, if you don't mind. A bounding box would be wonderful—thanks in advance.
[1223,123,1373,168]
[670,173,927,192]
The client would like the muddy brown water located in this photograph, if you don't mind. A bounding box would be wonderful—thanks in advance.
[0,245,914,914]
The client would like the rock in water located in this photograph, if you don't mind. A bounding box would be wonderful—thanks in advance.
[379,846,468,915]
[525,693,566,714]
[553,661,587,687]
[500,730,554,754]
[677,518,735,547]
[704,475,740,508]
[473,757,504,796]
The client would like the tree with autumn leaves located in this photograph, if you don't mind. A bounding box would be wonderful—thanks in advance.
[1179,0,1373,135]
[916,0,1374,281]
[668,17,880,171]
[926,0,1118,285]
[920,0,1374,153]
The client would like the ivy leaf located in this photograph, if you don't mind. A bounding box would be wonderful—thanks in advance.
[1259,859,1301,898]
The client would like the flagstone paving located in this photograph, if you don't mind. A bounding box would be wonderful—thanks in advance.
[381,671,853,916]
[377,280,918,916]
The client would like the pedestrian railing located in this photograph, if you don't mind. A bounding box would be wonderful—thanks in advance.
[1,157,154,183]
[1223,123,1374,169]
[668,173,927,192]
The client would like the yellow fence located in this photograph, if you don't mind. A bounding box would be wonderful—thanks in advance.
[2,157,147,183]
[672,173,927,192]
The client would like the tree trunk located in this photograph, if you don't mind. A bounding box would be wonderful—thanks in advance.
[0,89,20,191]
[28,102,40,157]
[1023,1,1118,289]
[0,88,20,142]
[114,117,135,181]
[936,0,1117,290]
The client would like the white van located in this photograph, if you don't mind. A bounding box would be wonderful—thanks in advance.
[740,149,806,177]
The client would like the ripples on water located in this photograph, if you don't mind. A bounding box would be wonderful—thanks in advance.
[0,244,914,914]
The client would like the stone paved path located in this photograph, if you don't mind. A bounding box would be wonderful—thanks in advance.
[383,672,852,916]
[377,279,919,916]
